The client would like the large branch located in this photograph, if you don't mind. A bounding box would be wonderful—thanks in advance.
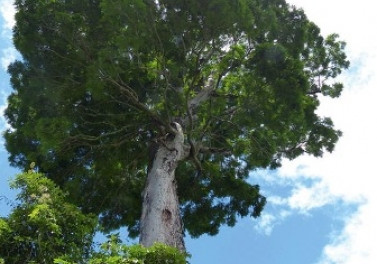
[100,71,177,135]
[184,57,240,128]
[187,75,216,111]
[183,74,220,130]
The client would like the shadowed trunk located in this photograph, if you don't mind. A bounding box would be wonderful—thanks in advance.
[139,123,187,251]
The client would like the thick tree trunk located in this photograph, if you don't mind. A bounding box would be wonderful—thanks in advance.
[139,123,186,251]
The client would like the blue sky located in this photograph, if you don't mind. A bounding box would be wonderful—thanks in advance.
[1,0,376,263]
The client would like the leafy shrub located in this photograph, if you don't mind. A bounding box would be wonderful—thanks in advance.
[60,233,190,264]
[0,171,97,264]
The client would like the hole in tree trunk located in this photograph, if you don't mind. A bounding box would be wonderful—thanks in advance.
[162,208,172,223]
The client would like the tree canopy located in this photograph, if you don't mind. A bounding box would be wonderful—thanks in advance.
[4,0,349,240]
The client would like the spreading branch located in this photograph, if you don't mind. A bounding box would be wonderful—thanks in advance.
[99,70,177,135]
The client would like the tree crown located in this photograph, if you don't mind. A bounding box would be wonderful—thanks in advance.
[4,0,349,238]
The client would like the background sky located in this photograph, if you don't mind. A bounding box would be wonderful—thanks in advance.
[1,0,376,263]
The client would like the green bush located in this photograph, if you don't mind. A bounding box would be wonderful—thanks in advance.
[74,234,189,264]
[0,172,97,264]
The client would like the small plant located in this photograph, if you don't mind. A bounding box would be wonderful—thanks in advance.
[86,234,189,264]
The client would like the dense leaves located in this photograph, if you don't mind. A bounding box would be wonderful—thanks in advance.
[68,234,188,264]
[0,170,97,264]
[4,0,348,239]
[0,172,186,264]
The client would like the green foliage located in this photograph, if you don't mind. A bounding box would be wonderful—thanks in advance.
[4,0,349,239]
[0,170,97,264]
[55,234,189,264]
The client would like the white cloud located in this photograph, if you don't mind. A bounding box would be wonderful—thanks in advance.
[0,0,17,69]
[287,0,377,48]
[274,1,377,263]
[260,61,377,262]
[316,200,377,264]
[287,182,335,213]
[0,0,15,34]
[254,213,276,235]
[254,210,292,236]
[1,46,16,70]
[0,0,15,151]
[275,50,377,264]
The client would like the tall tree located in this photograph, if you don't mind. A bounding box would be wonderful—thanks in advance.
[4,0,349,251]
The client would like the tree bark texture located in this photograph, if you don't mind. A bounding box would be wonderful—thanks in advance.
[139,123,186,251]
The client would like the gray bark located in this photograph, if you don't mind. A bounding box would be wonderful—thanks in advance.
[139,123,187,251]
